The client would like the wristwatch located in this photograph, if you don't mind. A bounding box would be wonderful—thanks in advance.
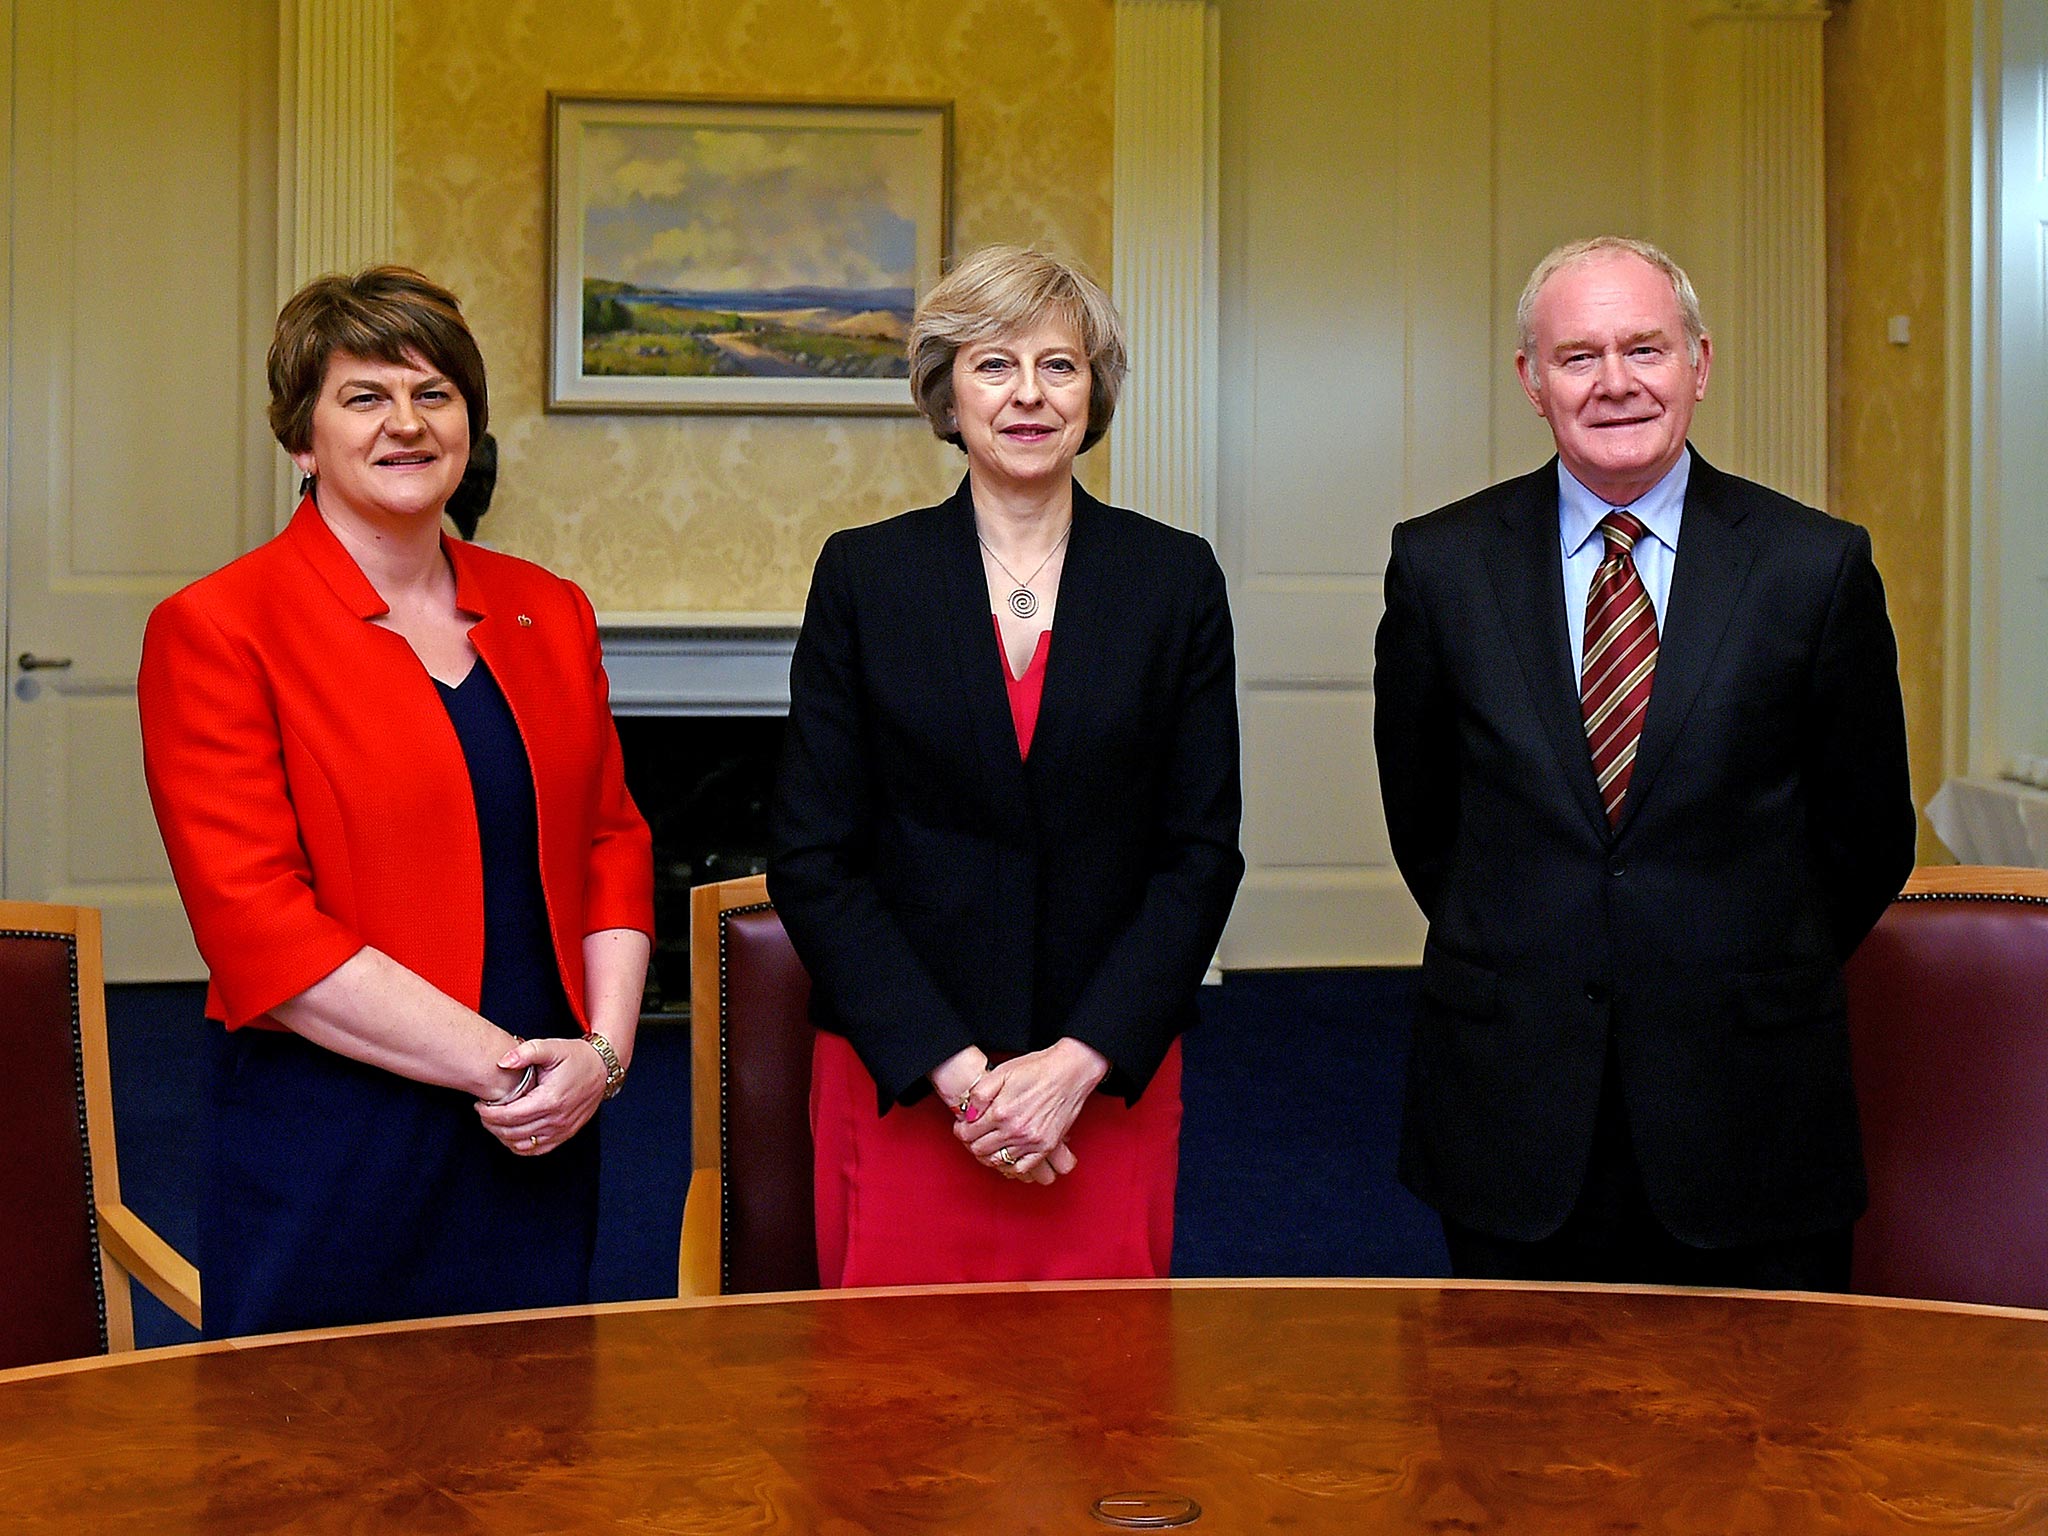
[587,1032,626,1100]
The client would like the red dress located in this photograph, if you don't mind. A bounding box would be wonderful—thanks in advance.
[810,620,1185,1287]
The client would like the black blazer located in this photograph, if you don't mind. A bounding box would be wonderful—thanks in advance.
[769,478,1245,1110]
[1373,451,1916,1248]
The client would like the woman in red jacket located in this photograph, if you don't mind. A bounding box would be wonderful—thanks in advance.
[139,268,653,1337]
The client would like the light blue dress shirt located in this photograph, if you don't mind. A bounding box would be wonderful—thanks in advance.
[1560,449,1690,685]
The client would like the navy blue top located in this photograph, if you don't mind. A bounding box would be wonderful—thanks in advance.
[439,661,578,1041]
[200,658,597,1339]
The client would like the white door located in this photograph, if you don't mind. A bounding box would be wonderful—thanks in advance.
[1994,0,2048,767]
[1215,1,1490,965]
[2,0,278,978]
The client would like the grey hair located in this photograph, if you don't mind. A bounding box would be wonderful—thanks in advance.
[907,244,1128,454]
[1515,236,1706,366]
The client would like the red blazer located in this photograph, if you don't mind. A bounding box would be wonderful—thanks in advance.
[139,499,653,1032]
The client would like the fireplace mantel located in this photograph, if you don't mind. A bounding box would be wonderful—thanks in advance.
[599,613,799,717]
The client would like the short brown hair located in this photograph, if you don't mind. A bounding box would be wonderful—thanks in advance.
[267,266,489,454]
[907,245,1128,454]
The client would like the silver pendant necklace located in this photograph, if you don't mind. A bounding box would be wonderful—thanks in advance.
[977,521,1072,620]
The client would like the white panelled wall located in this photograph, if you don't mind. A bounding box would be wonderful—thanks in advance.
[1,0,279,978]
[0,0,387,978]
[1984,0,2048,773]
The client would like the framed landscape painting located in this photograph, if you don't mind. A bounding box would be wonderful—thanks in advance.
[548,94,952,414]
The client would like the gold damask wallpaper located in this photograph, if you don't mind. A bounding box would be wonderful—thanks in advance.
[393,0,1114,614]
[1824,0,1949,857]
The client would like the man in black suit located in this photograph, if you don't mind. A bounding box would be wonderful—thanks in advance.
[1372,236,1916,1289]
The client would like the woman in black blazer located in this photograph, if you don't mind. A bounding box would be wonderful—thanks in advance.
[769,246,1244,1286]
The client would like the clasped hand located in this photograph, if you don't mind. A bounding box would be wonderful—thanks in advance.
[935,1038,1110,1185]
[474,1036,608,1156]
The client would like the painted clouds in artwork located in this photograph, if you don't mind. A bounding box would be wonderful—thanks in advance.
[580,123,921,295]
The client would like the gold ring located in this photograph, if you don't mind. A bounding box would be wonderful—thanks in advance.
[995,1147,1017,1167]
[526,1134,541,1150]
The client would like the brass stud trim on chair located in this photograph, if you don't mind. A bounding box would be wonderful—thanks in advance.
[1894,891,2048,906]
[6,925,111,1354]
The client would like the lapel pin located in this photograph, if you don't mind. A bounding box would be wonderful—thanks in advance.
[516,614,533,627]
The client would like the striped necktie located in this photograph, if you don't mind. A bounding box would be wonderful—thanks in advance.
[1581,510,1659,826]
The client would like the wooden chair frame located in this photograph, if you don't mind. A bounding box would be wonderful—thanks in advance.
[0,901,200,1348]
[678,873,770,1297]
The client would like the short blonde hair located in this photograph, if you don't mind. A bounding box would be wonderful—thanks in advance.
[1516,236,1706,366]
[907,245,1128,454]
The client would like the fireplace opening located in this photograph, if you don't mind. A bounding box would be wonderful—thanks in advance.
[616,714,786,1016]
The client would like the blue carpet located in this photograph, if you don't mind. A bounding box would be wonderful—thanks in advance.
[1175,969,1447,1277]
[105,970,1443,1349]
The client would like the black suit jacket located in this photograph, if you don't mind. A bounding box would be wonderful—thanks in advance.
[1373,450,1915,1248]
[769,478,1245,1110]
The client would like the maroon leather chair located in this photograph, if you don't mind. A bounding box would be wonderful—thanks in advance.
[1845,867,2048,1309]
[0,901,199,1367]
[680,876,818,1295]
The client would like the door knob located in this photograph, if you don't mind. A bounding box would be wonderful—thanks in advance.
[17,653,74,671]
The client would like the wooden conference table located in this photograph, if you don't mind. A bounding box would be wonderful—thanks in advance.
[3,1279,2045,1532]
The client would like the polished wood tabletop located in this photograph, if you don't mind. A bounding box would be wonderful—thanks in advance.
[4,1279,2047,1533]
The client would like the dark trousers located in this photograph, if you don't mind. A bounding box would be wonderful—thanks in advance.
[1442,1045,1853,1292]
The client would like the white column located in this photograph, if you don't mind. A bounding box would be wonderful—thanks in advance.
[280,0,393,289]
[1109,0,1217,538]
[1690,0,1830,508]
